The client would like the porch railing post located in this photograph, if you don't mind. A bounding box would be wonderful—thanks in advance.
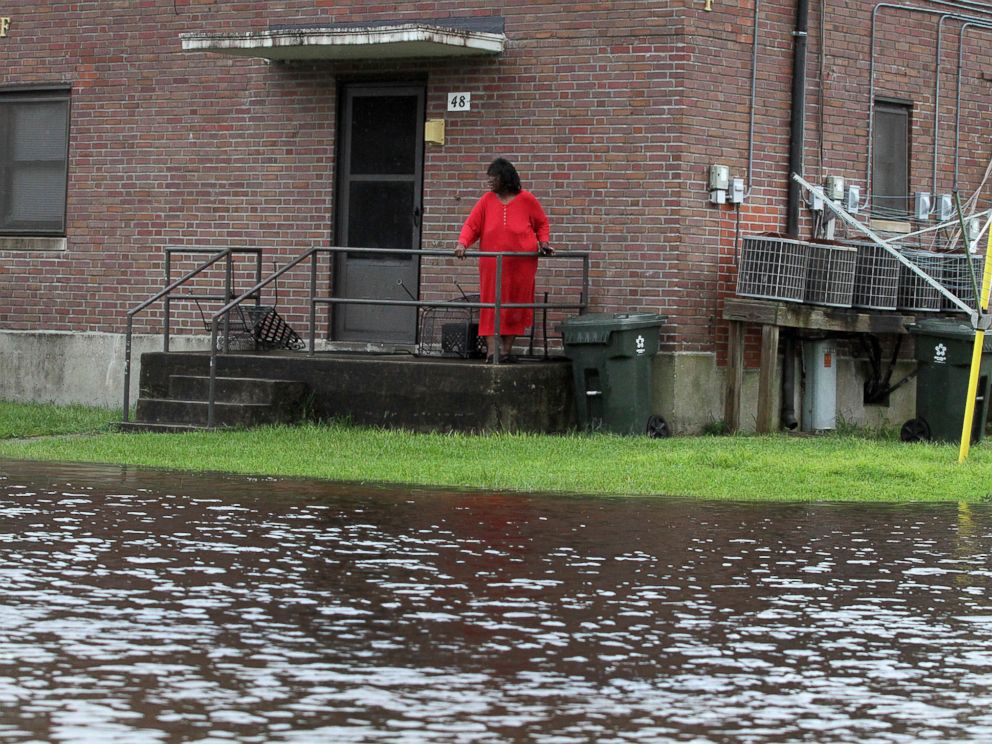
[494,254,503,363]
[222,250,232,353]
[208,319,219,428]
[163,251,171,353]
[309,250,317,356]
[123,315,134,423]
[581,253,590,313]
[255,249,263,305]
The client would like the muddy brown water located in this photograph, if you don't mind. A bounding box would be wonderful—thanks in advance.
[2,459,992,742]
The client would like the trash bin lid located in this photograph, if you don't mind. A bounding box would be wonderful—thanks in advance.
[560,312,667,331]
[559,313,667,345]
[907,318,992,351]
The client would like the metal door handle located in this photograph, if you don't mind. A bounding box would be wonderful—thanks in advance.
[413,206,422,227]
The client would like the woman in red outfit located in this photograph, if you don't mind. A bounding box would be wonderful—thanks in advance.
[455,158,553,363]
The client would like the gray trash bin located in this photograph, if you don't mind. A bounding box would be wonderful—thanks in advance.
[901,318,992,444]
[559,313,668,436]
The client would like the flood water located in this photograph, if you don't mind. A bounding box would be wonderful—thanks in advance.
[2,460,992,742]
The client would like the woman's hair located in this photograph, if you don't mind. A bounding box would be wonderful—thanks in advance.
[487,157,522,194]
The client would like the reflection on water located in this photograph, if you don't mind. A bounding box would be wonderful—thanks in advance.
[2,459,992,742]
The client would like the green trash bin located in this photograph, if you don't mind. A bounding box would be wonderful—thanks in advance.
[901,318,992,444]
[559,312,668,436]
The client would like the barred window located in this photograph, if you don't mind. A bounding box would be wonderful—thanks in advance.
[0,89,70,235]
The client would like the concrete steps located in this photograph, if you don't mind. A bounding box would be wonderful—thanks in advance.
[168,375,307,406]
[123,374,308,431]
[130,351,576,433]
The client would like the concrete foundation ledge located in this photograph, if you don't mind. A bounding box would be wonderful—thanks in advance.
[0,330,210,410]
[655,352,915,435]
[0,331,918,435]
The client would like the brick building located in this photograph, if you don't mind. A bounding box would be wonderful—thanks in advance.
[2,0,992,432]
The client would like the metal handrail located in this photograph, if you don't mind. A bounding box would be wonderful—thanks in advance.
[163,246,264,353]
[122,247,263,422]
[205,248,321,424]
[204,246,590,426]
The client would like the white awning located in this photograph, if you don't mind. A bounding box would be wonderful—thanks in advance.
[181,21,505,61]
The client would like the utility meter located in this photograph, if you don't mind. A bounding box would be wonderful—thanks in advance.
[940,194,954,222]
[730,178,745,204]
[967,216,981,251]
[708,164,730,205]
[824,176,844,201]
[846,185,860,214]
[708,164,730,191]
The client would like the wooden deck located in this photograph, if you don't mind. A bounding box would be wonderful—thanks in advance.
[722,298,917,433]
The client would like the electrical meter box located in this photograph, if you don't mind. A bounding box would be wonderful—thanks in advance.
[846,185,860,213]
[940,194,954,222]
[708,164,730,191]
[967,217,981,250]
[824,176,844,201]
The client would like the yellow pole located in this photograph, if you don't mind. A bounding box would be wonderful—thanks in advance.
[958,229,992,462]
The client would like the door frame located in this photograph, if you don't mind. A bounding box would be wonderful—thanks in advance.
[331,80,426,344]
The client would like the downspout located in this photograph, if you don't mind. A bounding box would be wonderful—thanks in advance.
[785,0,809,238]
[746,0,761,197]
[783,0,808,431]
[782,335,799,430]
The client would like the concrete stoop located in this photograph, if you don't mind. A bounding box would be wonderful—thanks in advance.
[120,351,577,433]
[120,374,308,432]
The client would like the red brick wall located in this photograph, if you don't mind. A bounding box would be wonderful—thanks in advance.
[3,0,992,361]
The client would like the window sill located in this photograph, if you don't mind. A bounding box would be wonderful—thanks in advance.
[0,236,67,252]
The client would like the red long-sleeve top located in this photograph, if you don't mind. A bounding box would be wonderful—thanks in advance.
[457,190,551,336]
[457,190,550,252]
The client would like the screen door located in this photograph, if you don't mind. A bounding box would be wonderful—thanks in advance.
[333,84,425,343]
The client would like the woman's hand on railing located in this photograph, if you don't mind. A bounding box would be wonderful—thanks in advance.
[454,244,467,260]
[538,242,555,257]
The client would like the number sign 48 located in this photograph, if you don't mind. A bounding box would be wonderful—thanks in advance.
[447,92,471,112]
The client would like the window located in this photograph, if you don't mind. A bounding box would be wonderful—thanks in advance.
[0,89,70,236]
[872,100,910,219]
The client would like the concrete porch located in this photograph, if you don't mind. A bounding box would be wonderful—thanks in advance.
[133,350,577,433]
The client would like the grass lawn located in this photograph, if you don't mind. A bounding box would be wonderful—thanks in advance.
[0,400,117,439]
[0,401,989,501]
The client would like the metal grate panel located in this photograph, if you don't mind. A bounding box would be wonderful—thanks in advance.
[940,253,985,312]
[736,236,810,303]
[805,243,857,307]
[848,242,899,310]
[896,249,943,312]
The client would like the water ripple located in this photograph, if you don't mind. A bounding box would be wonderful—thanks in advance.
[2,459,992,742]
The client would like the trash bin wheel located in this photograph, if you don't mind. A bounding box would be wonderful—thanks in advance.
[646,415,671,439]
[900,417,931,443]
